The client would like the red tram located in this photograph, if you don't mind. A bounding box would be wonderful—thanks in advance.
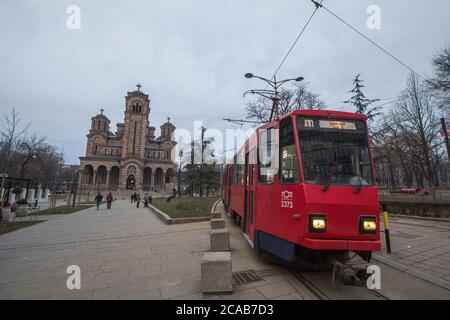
[223,110,381,264]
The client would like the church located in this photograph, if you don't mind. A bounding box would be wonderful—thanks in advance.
[78,85,177,195]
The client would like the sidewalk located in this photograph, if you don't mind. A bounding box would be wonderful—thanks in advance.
[0,200,307,300]
[374,216,450,290]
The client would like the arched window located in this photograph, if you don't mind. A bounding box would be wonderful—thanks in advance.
[132,103,141,113]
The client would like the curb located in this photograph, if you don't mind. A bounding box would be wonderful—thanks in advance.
[386,214,450,223]
[148,204,210,225]
[373,254,450,291]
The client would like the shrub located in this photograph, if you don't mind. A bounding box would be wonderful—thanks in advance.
[17,199,29,205]
[12,187,23,195]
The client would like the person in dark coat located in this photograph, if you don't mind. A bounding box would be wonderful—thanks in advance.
[95,193,103,210]
[136,194,141,208]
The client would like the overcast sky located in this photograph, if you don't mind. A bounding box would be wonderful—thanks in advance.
[1,0,449,164]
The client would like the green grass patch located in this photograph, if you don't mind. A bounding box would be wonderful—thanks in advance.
[0,221,44,235]
[152,196,221,219]
[38,205,94,215]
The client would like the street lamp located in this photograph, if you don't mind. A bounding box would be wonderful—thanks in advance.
[244,73,304,122]
[72,169,80,208]
[177,150,183,197]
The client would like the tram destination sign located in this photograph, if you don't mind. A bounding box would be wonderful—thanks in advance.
[300,117,363,131]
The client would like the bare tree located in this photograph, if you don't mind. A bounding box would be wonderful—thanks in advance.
[16,134,49,178]
[0,108,30,205]
[429,47,450,116]
[1,108,30,173]
[246,83,326,122]
[388,74,444,195]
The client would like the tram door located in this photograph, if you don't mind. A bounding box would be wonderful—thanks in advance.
[243,152,255,239]
[226,166,233,211]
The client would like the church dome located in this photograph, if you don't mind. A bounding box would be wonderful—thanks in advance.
[91,109,110,132]
[92,114,109,121]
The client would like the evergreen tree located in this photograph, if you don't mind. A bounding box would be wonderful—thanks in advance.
[344,74,381,121]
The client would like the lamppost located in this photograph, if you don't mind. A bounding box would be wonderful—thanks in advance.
[72,169,80,208]
[177,150,183,197]
[244,73,304,122]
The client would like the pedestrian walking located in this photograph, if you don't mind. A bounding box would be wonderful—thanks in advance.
[136,194,141,208]
[144,194,149,208]
[131,194,134,203]
[106,192,113,210]
[95,192,103,211]
[149,195,152,205]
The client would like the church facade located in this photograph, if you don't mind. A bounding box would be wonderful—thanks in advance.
[78,86,177,194]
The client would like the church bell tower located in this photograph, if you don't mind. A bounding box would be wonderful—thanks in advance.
[121,84,150,159]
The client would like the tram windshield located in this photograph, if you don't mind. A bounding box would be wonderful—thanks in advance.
[296,116,374,187]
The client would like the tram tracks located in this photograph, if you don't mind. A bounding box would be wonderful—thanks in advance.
[288,267,391,300]
[289,267,331,300]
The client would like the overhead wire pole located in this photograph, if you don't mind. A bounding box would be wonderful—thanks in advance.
[222,118,264,125]
[441,118,450,163]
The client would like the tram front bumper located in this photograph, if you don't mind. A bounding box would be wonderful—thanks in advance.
[302,238,381,251]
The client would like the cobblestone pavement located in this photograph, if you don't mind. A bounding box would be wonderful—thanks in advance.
[375,215,450,290]
[0,200,309,300]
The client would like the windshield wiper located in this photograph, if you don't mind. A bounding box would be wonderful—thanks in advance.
[354,176,362,193]
[321,177,330,192]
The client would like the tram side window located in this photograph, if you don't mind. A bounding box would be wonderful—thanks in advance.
[280,117,300,183]
[233,156,244,185]
[232,157,238,184]
[258,128,276,184]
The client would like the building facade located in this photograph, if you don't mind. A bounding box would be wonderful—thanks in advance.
[79,86,177,194]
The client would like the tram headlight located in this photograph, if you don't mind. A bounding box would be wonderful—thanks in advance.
[309,214,327,233]
[363,221,377,231]
[360,216,377,234]
[313,219,326,229]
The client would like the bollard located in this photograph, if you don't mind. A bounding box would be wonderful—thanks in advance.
[211,218,225,229]
[201,252,233,293]
[210,228,230,251]
[382,204,391,254]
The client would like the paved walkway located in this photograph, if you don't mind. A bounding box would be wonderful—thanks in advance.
[374,215,450,290]
[1,199,448,299]
[0,200,307,300]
